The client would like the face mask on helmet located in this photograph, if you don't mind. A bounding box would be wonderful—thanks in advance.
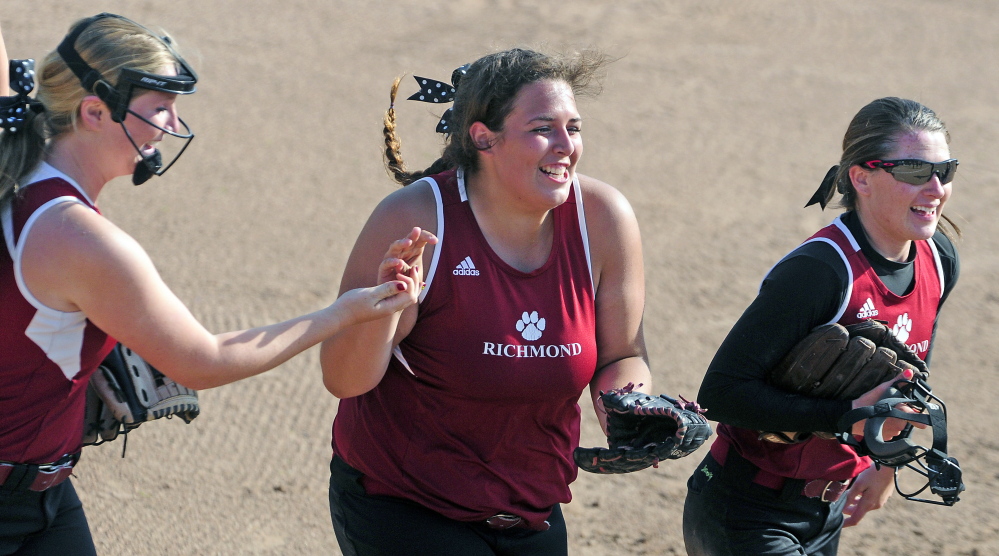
[56,13,197,185]
[836,377,964,506]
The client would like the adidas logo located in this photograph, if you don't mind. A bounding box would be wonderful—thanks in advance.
[857,298,879,319]
[453,256,480,276]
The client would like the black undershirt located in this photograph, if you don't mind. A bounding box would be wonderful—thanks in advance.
[696,211,959,433]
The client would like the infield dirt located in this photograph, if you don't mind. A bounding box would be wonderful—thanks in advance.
[6,2,998,554]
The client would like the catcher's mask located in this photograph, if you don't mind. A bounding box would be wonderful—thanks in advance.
[837,378,964,506]
[56,13,197,185]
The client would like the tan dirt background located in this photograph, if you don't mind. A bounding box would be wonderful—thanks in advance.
[6,1,999,554]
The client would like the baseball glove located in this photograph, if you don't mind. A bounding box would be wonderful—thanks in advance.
[760,319,929,443]
[574,383,713,474]
[82,343,200,448]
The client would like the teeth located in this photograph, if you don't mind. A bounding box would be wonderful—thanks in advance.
[912,206,936,214]
[541,165,565,177]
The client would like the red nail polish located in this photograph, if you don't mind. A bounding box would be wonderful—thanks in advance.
[396,283,406,291]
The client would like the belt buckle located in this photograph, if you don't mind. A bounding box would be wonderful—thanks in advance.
[485,513,522,530]
[29,461,75,492]
[820,480,837,502]
[804,479,848,503]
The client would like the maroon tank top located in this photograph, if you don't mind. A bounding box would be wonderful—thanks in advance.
[332,169,598,529]
[1,165,116,463]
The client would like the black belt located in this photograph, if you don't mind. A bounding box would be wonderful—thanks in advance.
[0,453,79,493]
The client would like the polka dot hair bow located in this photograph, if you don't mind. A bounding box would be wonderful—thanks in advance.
[0,60,45,135]
[407,63,469,134]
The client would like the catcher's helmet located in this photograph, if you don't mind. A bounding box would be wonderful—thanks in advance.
[837,378,964,506]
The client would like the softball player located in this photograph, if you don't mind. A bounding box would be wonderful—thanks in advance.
[682,97,961,555]
[0,14,425,554]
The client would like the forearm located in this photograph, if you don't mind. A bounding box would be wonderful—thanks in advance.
[153,304,350,390]
[589,356,652,435]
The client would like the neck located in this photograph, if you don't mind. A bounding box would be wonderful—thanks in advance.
[855,210,911,262]
[46,136,112,202]
[465,172,555,272]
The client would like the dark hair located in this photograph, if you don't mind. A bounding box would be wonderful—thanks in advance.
[819,97,960,238]
[383,47,611,186]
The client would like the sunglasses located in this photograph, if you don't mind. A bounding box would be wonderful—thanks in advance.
[861,158,958,186]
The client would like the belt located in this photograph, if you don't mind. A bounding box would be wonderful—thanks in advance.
[0,453,78,493]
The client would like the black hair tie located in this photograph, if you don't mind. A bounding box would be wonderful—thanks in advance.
[805,165,840,209]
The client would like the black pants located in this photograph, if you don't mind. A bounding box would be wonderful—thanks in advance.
[0,480,95,556]
[682,452,846,556]
[328,456,568,556]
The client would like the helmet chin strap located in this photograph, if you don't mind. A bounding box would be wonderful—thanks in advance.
[133,150,162,185]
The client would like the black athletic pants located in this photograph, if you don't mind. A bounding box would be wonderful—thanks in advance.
[0,479,95,556]
[329,456,568,556]
[682,452,846,556]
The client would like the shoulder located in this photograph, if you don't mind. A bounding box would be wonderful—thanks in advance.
[577,174,635,221]
[575,174,642,286]
[930,228,960,291]
[371,178,437,222]
[26,199,140,262]
[21,201,150,310]
[576,173,639,244]
[931,229,958,267]
[764,240,849,293]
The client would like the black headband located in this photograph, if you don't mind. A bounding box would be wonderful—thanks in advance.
[56,13,197,123]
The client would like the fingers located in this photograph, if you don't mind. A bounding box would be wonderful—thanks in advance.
[841,483,870,527]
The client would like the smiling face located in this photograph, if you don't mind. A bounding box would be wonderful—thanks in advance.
[851,130,952,261]
[121,89,181,158]
[476,79,582,210]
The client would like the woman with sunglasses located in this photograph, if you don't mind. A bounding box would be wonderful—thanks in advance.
[0,14,429,555]
[682,97,961,556]
[320,48,678,555]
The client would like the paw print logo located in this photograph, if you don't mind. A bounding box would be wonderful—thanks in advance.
[892,313,913,343]
[516,311,546,341]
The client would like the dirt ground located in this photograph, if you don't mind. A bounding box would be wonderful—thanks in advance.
[6,1,999,554]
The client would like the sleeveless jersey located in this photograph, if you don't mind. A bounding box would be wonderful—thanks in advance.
[1,163,116,464]
[719,214,943,481]
[332,169,598,530]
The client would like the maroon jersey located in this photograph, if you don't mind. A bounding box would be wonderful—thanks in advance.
[720,215,944,482]
[1,164,116,464]
[333,169,598,530]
